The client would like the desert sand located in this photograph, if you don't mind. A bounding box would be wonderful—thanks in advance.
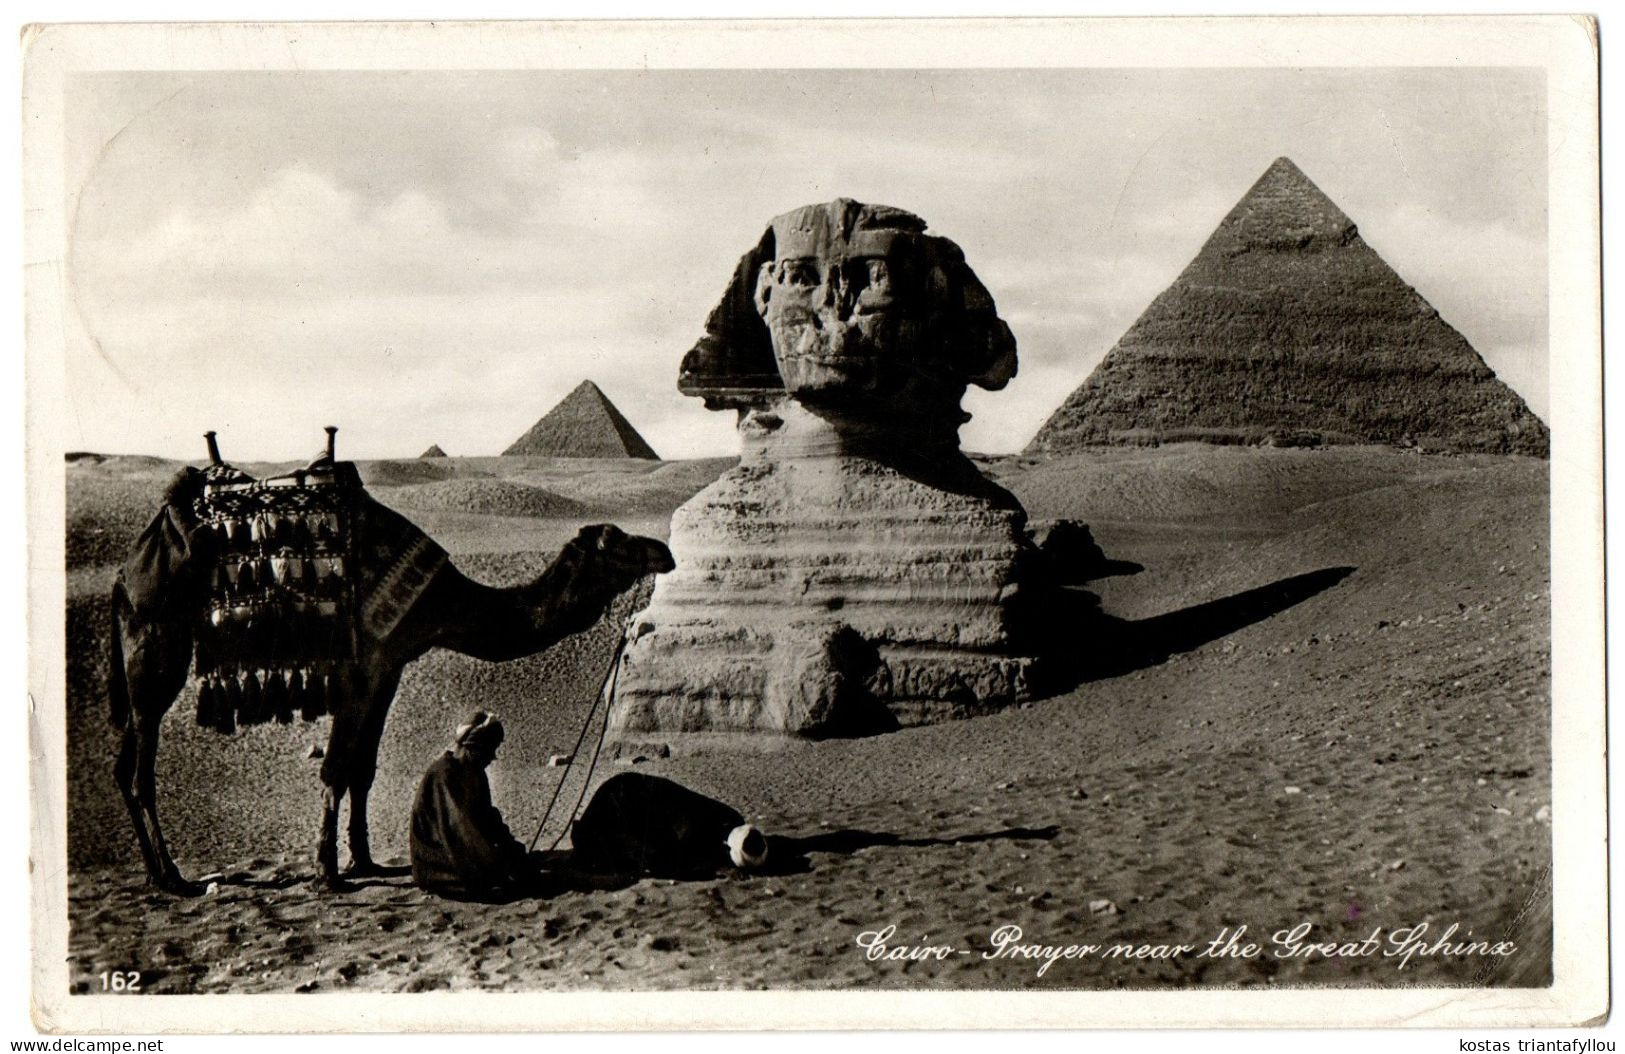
[62,445,1550,992]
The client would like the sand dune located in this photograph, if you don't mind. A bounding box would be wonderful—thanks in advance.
[380,478,591,518]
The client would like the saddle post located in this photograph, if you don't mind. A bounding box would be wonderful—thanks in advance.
[324,426,338,461]
[204,431,223,466]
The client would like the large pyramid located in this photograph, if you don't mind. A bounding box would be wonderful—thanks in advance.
[502,380,660,459]
[1027,157,1549,457]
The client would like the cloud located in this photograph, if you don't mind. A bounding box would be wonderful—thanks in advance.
[64,289,731,461]
[78,166,549,301]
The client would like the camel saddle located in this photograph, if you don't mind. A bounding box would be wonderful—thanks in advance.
[189,454,365,733]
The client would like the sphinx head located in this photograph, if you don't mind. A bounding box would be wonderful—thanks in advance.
[752,200,1015,409]
[681,199,1016,425]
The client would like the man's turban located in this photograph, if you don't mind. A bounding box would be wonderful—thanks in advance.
[454,711,505,753]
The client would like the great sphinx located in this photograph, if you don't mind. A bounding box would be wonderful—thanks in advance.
[608,199,1055,741]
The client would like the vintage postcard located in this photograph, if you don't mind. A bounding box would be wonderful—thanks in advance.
[22,16,1604,1033]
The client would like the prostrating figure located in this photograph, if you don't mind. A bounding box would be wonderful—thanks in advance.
[570,773,769,879]
[410,712,536,900]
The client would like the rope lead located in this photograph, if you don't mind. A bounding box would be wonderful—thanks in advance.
[527,610,636,853]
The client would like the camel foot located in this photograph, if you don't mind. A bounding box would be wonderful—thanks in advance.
[343,859,387,879]
[149,873,207,898]
[309,873,357,894]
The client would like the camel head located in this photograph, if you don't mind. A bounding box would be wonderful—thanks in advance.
[556,524,675,599]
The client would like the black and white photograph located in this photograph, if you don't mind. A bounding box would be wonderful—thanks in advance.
[23,16,1605,1032]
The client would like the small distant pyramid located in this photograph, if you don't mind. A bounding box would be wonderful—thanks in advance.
[503,380,660,459]
[419,444,448,458]
[1028,157,1549,457]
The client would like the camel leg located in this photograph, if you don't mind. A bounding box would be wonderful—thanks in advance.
[132,717,204,896]
[313,665,375,891]
[343,667,402,877]
[110,596,200,896]
[314,703,359,890]
[112,724,165,885]
[343,790,377,877]
[313,783,348,891]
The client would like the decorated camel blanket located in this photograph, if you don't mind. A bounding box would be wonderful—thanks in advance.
[119,459,447,734]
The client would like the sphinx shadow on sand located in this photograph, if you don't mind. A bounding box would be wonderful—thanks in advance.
[1041,565,1357,689]
[1085,557,1147,580]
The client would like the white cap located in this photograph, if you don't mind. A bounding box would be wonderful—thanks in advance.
[726,824,769,869]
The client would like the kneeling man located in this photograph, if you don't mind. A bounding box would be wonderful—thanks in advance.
[410,711,537,900]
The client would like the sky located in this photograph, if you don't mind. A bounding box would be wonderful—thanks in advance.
[61,67,1548,462]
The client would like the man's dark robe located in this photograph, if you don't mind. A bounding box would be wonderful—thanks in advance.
[410,751,532,899]
[570,773,750,878]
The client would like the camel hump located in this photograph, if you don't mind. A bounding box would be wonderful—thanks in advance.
[157,465,207,516]
[118,467,210,621]
[351,492,449,644]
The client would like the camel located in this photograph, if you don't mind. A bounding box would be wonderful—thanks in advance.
[109,448,674,895]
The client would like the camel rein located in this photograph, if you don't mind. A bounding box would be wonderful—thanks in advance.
[526,611,634,854]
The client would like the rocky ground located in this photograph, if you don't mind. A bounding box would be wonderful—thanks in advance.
[61,446,1550,993]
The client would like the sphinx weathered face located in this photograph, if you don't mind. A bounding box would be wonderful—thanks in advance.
[753,230,929,400]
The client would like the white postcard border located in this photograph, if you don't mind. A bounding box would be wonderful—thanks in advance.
[22,15,1605,1032]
